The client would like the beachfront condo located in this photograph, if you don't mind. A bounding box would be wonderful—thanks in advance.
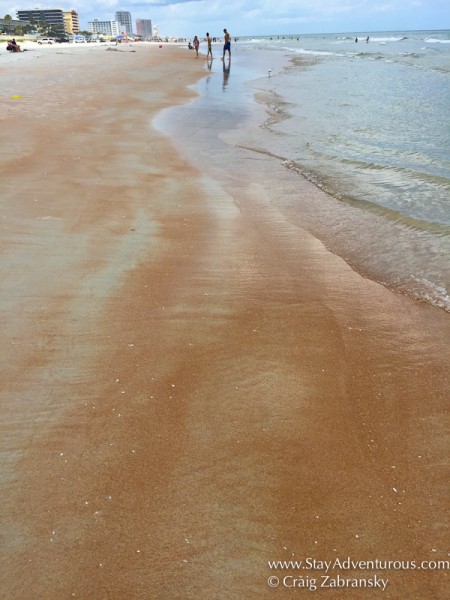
[88,19,122,37]
[63,10,79,35]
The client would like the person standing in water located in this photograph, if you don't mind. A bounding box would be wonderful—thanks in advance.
[193,35,200,58]
[222,28,231,61]
[206,32,213,59]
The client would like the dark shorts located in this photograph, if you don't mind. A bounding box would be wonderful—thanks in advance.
[224,41,231,52]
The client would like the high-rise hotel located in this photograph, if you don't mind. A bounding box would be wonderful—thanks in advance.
[115,11,132,35]
[136,19,152,39]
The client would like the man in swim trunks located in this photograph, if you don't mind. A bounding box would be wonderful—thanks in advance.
[206,32,213,59]
[222,28,231,60]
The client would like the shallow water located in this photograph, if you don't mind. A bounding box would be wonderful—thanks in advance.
[155,31,450,311]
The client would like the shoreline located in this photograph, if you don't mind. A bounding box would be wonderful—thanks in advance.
[1,45,449,599]
[199,41,450,314]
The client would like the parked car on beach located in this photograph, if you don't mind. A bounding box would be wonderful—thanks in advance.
[38,38,55,44]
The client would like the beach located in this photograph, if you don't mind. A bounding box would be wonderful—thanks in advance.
[0,42,449,599]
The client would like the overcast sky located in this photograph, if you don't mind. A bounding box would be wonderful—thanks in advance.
[3,0,449,38]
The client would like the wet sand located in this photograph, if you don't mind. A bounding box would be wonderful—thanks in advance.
[1,44,449,599]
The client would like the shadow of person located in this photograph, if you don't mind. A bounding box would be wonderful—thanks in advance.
[222,61,231,90]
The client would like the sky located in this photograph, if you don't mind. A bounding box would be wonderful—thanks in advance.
[2,0,449,38]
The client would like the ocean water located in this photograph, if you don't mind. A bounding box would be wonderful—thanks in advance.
[156,30,450,311]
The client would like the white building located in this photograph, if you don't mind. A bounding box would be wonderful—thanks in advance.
[88,19,122,37]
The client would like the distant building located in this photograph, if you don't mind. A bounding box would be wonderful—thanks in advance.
[136,19,152,38]
[115,11,132,35]
[88,19,122,37]
[63,10,79,35]
[16,8,65,34]
[0,17,25,33]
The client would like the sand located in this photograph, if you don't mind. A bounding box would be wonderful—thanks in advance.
[0,43,448,599]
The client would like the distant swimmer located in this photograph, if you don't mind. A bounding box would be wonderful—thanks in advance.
[355,37,358,43]
[222,28,231,61]
[366,36,370,43]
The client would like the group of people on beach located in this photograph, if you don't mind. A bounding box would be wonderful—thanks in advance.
[191,29,231,61]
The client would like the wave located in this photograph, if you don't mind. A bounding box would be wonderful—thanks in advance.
[424,38,450,44]
[236,146,450,312]
[292,48,341,57]
[399,52,422,58]
[236,141,450,235]
[409,277,450,312]
[282,159,450,234]
[370,36,408,42]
